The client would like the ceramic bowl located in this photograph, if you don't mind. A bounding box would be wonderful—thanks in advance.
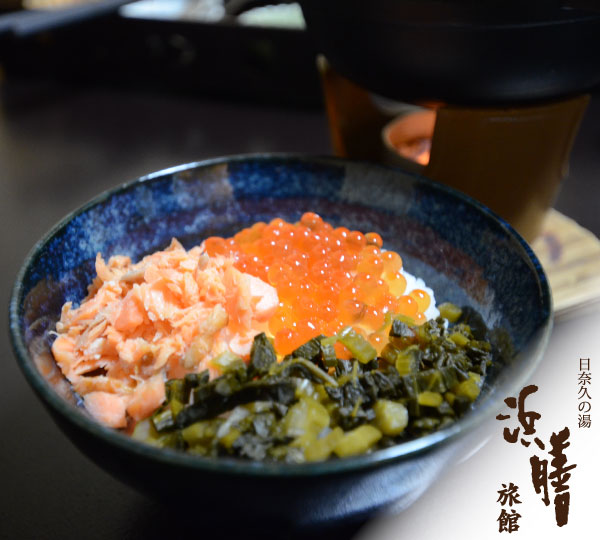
[9,154,552,528]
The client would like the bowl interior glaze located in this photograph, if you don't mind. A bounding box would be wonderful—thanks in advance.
[9,155,552,524]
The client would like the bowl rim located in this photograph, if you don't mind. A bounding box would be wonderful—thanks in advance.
[9,152,553,477]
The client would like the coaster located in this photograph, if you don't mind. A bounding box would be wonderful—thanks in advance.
[532,209,600,319]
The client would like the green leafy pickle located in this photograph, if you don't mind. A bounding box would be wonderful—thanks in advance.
[337,326,377,364]
[128,303,506,462]
[249,332,277,377]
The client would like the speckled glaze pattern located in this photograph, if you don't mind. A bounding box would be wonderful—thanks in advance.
[9,154,552,527]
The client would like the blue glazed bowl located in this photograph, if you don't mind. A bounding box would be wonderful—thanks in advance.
[9,154,552,528]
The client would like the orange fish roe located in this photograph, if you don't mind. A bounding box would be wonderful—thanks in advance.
[203,213,431,355]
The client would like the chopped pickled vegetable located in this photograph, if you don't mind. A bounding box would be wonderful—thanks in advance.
[132,418,156,442]
[165,379,186,403]
[304,427,344,462]
[181,420,220,445]
[337,326,377,364]
[270,357,338,387]
[175,376,296,428]
[389,320,417,349]
[438,302,462,323]
[333,425,382,458]
[320,336,338,368]
[394,345,421,375]
[449,332,469,347]
[288,335,324,364]
[219,427,241,449]
[151,406,176,433]
[373,400,408,436]
[130,309,504,461]
[210,351,246,375]
[249,332,277,377]
[283,397,330,438]
[453,378,481,401]
[417,391,444,407]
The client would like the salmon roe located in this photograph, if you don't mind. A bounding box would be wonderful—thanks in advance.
[203,213,430,354]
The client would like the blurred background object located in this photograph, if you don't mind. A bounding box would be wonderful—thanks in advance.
[319,58,589,241]
[0,0,130,36]
[0,0,321,105]
[306,0,600,241]
[300,0,600,105]
[24,0,102,8]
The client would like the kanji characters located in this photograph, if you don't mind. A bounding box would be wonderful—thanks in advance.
[497,483,522,507]
[577,359,592,428]
[578,414,591,428]
[496,384,541,446]
[498,509,522,533]
[497,384,578,530]
[497,483,523,533]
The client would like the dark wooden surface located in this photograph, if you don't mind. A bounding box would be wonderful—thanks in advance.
[1,78,598,539]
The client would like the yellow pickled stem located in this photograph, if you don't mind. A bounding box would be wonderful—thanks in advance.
[438,302,462,323]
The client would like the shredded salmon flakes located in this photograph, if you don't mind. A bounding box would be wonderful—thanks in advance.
[52,238,278,428]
